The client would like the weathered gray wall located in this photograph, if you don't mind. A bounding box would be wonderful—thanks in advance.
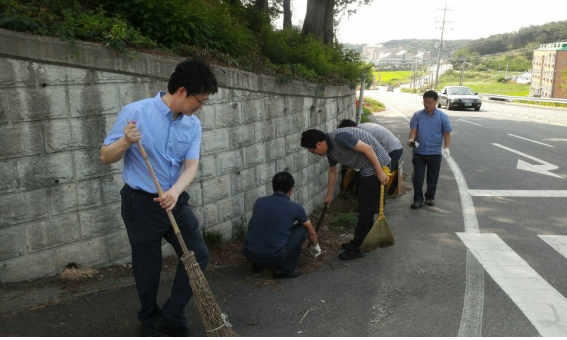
[0,29,355,283]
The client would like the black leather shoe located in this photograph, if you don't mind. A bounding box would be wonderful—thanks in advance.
[140,325,157,337]
[425,198,435,206]
[273,269,302,279]
[155,316,189,337]
[338,249,364,260]
[411,200,424,209]
[341,242,350,250]
[252,265,262,273]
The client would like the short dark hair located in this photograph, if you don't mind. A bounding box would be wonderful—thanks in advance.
[300,129,326,148]
[338,119,357,128]
[423,89,438,101]
[167,58,218,97]
[272,171,294,193]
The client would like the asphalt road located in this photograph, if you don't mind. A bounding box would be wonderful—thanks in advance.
[364,88,567,336]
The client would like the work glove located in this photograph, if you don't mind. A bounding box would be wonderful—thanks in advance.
[309,243,322,258]
[443,148,450,159]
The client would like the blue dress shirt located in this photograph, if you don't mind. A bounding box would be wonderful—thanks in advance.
[410,109,452,155]
[103,92,201,193]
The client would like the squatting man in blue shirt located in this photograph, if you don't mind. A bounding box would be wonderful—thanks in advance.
[100,58,218,337]
[243,171,321,279]
[408,89,452,209]
[300,128,390,261]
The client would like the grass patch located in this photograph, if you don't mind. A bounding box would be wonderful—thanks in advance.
[203,230,224,248]
[327,212,358,232]
[358,97,386,123]
[373,71,423,86]
[436,69,530,95]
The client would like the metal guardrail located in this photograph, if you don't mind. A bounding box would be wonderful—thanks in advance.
[480,94,567,107]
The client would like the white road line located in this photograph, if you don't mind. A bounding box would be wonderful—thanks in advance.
[540,235,567,259]
[444,156,484,337]
[459,119,483,126]
[393,108,484,336]
[446,157,480,234]
[492,143,552,164]
[457,233,567,337]
[469,190,567,197]
[508,134,555,148]
[492,143,562,178]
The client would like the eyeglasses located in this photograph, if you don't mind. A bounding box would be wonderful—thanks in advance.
[193,95,209,106]
[423,100,437,105]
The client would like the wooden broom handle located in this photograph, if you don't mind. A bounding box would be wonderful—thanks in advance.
[378,165,391,218]
[135,140,191,257]
[379,183,385,218]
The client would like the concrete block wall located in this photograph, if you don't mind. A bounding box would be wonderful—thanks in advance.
[0,29,355,283]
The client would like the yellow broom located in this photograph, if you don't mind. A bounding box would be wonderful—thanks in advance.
[360,166,395,251]
[135,139,237,337]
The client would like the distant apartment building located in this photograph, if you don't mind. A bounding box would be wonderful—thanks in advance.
[530,42,567,99]
[361,44,431,66]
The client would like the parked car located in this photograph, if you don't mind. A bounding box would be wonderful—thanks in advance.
[386,85,394,92]
[438,86,482,111]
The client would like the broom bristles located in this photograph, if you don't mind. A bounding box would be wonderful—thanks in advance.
[360,216,395,251]
[360,171,395,251]
[182,252,238,337]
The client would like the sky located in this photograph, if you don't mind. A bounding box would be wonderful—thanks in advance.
[283,0,567,44]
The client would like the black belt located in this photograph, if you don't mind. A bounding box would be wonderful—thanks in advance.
[125,184,159,198]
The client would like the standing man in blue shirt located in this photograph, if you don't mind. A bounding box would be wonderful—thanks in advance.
[408,90,452,209]
[100,59,218,336]
[243,172,321,279]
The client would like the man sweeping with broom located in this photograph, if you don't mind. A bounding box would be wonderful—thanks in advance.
[300,128,390,260]
[100,58,218,336]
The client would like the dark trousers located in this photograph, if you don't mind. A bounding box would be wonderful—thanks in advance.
[350,174,382,250]
[388,148,404,171]
[243,224,307,272]
[412,153,443,201]
[387,148,404,195]
[120,185,209,328]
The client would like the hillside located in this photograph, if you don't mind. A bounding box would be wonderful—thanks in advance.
[456,20,567,57]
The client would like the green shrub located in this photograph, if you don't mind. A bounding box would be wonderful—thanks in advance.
[203,230,224,248]
[0,0,369,86]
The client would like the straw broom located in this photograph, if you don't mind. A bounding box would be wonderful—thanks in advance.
[360,166,395,251]
[135,140,237,337]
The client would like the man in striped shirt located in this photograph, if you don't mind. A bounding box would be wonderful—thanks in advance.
[301,128,391,260]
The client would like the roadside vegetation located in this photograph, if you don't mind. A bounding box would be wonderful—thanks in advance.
[357,97,385,122]
[0,0,374,87]
[372,70,423,87]
[436,69,530,96]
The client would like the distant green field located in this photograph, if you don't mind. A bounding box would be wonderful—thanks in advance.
[435,69,530,96]
[372,71,421,85]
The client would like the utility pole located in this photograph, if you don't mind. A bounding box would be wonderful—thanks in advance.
[459,60,465,85]
[434,4,452,90]
[356,75,366,125]
[413,39,419,89]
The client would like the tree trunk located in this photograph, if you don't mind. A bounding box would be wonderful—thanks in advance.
[283,0,292,28]
[255,0,269,13]
[323,0,334,45]
[302,0,328,42]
